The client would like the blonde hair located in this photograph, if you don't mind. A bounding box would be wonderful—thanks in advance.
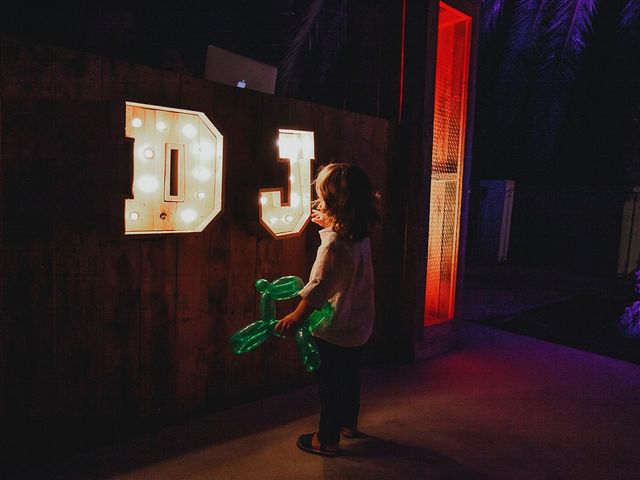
[313,163,378,242]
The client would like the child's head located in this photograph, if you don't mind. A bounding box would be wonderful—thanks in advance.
[313,163,379,242]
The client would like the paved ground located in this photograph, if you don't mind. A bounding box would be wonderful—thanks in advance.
[457,263,635,322]
[9,263,640,480]
[459,263,640,365]
[11,318,640,480]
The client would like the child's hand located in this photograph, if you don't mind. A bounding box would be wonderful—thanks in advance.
[311,209,333,229]
[274,312,303,336]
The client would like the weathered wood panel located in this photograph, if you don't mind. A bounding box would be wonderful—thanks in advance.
[54,46,103,101]
[220,88,262,398]
[138,237,177,420]
[175,233,211,414]
[0,37,55,99]
[0,36,399,469]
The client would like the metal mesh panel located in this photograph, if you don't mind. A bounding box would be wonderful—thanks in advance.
[425,5,471,325]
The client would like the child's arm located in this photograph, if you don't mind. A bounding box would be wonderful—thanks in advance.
[274,298,316,335]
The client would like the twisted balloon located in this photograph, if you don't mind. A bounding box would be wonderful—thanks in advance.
[229,276,333,372]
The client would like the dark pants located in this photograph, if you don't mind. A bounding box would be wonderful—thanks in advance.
[315,338,362,445]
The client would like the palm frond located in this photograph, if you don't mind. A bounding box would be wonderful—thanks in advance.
[481,0,506,35]
[278,0,350,95]
[618,0,640,37]
[499,0,551,82]
[279,0,326,94]
[316,0,350,84]
[542,0,597,84]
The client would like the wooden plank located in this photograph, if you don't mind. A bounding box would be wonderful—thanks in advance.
[286,97,313,132]
[220,89,261,397]
[136,64,180,107]
[0,81,4,427]
[335,109,356,164]
[54,47,102,101]
[353,113,374,170]
[53,230,101,423]
[222,220,260,398]
[175,232,211,414]
[206,212,231,405]
[368,119,400,362]
[0,36,55,99]
[177,75,220,411]
[138,236,178,420]
[95,235,141,424]
[311,104,332,169]
[101,57,143,103]
[0,99,57,466]
[46,99,136,438]
[180,76,216,113]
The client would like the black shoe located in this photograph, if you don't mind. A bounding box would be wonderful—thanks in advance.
[296,433,340,457]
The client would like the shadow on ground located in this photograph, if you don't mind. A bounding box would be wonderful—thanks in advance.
[323,436,492,480]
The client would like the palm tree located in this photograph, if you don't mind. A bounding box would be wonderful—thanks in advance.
[277,0,351,100]
[477,0,600,180]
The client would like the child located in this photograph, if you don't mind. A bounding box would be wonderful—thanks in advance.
[274,162,378,457]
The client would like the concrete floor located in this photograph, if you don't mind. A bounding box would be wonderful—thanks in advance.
[11,320,640,480]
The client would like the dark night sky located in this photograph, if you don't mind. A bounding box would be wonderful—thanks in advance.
[3,1,638,185]
[0,1,298,76]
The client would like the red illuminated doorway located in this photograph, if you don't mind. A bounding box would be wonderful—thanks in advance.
[424,2,472,326]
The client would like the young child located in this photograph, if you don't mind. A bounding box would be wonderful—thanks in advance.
[274,162,378,457]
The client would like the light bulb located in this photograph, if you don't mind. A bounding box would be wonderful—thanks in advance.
[192,166,212,181]
[182,124,197,139]
[260,196,268,206]
[198,139,215,161]
[129,211,140,221]
[156,121,167,131]
[195,191,206,200]
[180,208,198,223]
[132,117,142,128]
[136,175,160,193]
[143,148,154,159]
[268,216,278,225]
[278,134,300,159]
[289,175,295,182]
[284,215,294,224]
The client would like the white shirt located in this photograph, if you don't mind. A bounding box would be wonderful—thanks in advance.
[298,228,375,347]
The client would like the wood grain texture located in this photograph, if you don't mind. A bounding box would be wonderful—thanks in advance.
[0,36,399,467]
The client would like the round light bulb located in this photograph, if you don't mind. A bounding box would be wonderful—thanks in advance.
[180,208,198,223]
[132,117,142,128]
[192,166,212,182]
[156,121,167,131]
[143,148,154,159]
[198,139,215,161]
[182,124,197,139]
[260,196,268,206]
[129,211,140,221]
[268,216,278,225]
[136,175,160,193]
[195,191,206,200]
[284,215,294,224]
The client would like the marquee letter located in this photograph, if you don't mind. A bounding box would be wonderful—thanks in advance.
[259,129,314,238]
[124,102,224,234]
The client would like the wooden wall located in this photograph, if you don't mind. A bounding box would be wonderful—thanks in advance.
[0,36,401,469]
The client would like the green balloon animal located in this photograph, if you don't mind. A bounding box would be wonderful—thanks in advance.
[229,276,334,372]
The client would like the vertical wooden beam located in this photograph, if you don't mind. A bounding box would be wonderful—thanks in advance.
[394,0,440,359]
